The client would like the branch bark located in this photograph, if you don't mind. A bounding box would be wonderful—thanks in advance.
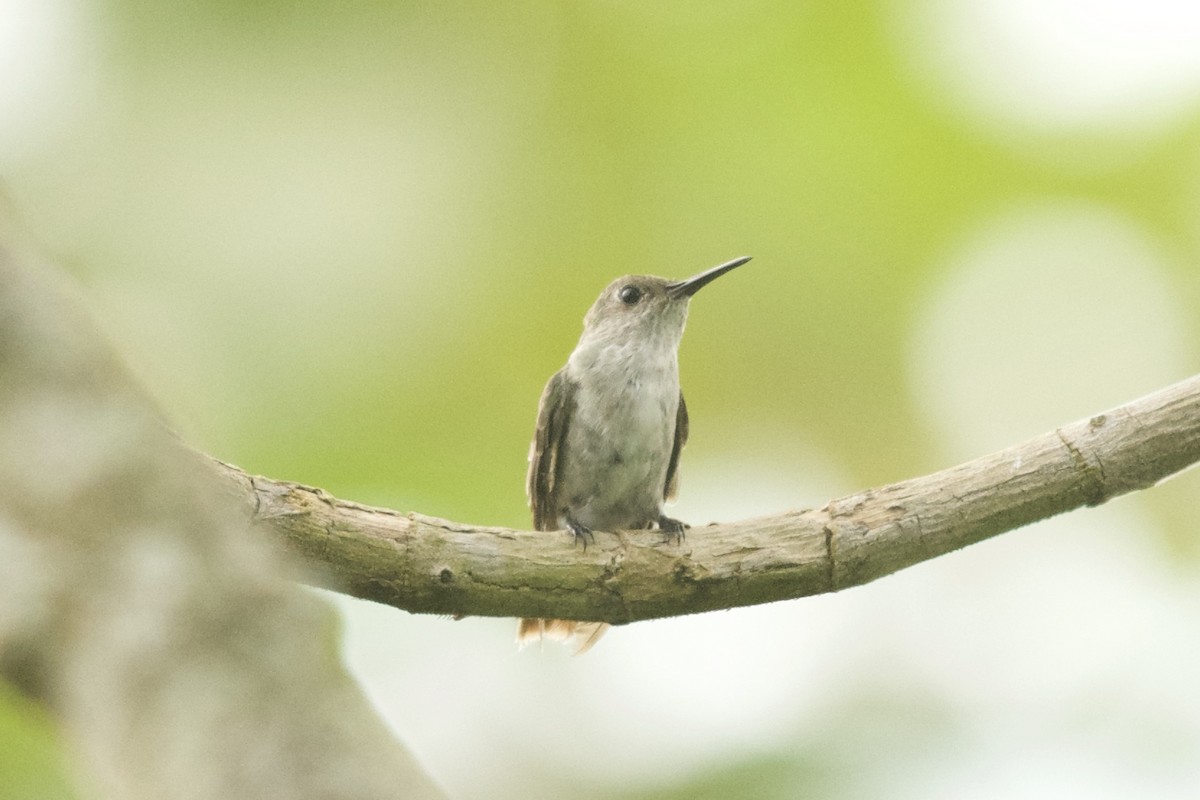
[214,373,1200,625]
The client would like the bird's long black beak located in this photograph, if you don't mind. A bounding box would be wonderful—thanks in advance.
[666,256,751,298]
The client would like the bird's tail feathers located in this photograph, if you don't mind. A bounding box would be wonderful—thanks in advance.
[516,618,609,655]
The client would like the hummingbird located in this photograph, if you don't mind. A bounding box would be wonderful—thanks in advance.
[518,255,751,653]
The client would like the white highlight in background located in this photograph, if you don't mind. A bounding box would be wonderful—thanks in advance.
[908,202,1192,459]
[893,0,1200,143]
[0,0,98,164]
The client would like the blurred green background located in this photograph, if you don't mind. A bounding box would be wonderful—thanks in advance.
[4,0,1200,797]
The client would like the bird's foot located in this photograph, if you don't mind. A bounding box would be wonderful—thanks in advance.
[658,515,689,545]
[565,514,595,551]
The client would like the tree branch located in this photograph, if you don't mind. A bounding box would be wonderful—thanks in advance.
[215,373,1200,625]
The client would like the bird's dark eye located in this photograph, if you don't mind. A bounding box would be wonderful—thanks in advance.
[618,285,643,305]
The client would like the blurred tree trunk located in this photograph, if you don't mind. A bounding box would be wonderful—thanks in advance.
[0,237,444,798]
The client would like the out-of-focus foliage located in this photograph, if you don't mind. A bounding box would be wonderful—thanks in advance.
[4,0,1200,797]
[0,683,76,800]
